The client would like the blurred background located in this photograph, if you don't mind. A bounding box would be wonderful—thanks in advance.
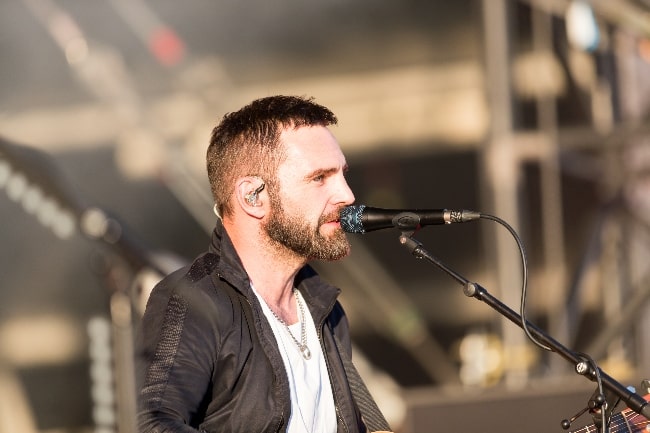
[1,0,650,432]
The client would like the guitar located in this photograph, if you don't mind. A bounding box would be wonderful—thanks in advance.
[570,395,650,433]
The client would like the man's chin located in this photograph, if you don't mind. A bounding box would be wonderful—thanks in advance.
[311,251,349,262]
[314,239,351,262]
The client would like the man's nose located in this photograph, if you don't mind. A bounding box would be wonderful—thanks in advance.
[335,177,355,206]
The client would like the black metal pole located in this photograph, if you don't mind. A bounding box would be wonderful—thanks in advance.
[398,234,650,421]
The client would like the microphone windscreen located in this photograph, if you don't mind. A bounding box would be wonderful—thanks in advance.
[339,205,366,233]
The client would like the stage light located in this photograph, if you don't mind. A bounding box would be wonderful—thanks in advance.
[0,150,77,240]
[566,1,600,52]
[6,172,28,202]
[0,160,10,187]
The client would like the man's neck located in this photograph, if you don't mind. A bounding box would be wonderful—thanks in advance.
[224,218,305,319]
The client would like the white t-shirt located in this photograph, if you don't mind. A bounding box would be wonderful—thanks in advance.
[252,286,337,433]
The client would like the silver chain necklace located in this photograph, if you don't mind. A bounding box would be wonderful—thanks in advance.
[268,290,312,360]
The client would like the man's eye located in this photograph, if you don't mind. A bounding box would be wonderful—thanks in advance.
[313,175,325,182]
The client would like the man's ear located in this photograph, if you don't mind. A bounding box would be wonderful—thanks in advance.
[235,176,266,217]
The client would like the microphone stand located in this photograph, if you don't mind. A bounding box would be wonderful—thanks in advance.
[397,232,650,425]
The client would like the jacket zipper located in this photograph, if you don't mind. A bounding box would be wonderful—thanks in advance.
[317,298,350,433]
[243,293,286,433]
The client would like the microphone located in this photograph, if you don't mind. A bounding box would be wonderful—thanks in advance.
[339,205,481,233]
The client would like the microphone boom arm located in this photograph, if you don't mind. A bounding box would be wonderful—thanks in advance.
[398,233,650,422]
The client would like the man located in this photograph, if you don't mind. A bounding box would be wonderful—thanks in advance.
[136,95,391,432]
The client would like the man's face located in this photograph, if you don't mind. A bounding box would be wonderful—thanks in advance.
[262,126,355,261]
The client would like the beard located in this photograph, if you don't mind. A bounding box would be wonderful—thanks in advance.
[263,201,351,261]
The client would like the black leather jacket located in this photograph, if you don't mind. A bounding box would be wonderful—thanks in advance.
[136,220,367,432]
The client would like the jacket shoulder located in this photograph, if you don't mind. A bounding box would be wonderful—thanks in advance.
[142,251,238,327]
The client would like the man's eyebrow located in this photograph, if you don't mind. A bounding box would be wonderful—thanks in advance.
[304,164,348,180]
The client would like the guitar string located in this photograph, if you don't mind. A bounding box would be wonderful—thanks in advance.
[572,410,649,433]
[614,410,648,432]
[621,409,633,433]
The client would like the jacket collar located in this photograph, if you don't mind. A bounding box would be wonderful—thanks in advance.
[208,219,341,321]
[208,219,250,290]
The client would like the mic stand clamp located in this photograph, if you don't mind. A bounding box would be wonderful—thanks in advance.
[559,390,608,431]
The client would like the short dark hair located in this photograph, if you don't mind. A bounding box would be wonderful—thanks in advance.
[206,95,337,217]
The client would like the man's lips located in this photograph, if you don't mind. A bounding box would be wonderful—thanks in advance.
[320,217,343,233]
[320,210,342,227]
